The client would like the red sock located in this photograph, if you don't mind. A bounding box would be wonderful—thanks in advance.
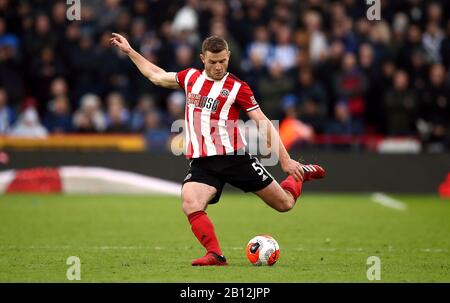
[187,211,223,256]
[280,175,303,200]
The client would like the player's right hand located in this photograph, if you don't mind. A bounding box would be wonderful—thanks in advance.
[110,33,132,54]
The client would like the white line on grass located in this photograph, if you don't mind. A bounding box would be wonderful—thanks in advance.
[371,192,407,211]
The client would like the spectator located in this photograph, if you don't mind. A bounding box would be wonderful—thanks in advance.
[426,2,444,26]
[172,0,199,46]
[242,47,267,101]
[359,43,383,132]
[44,96,72,133]
[408,49,428,92]
[51,2,68,41]
[0,17,19,56]
[158,21,177,69]
[368,20,393,65]
[9,107,48,138]
[242,26,271,71]
[115,9,132,35]
[391,13,409,62]
[0,29,24,107]
[0,88,15,133]
[295,67,327,107]
[334,52,368,119]
[130,94,157,132]
[96,30,132,98]
[303,10,328,64]
[258,62,294,119]
[267,25,298,72]
[279,95,315,151]
[106,103,130,133]
[130,17,147,50]
[405,24,424,58]
[330,16,358,54]
[420,63,450,151]
[299,98,327,134]
[440,20,450,69]
[73,93,106,132]
[168,44,194,71]
[315,40,345,112]
[23,13,57,58]
[325,102,364,135]
[132,31,163,98]
[29,47,65,104]
[105,92,130,132]
[96,0,124,32]
[144,111,170,152]
[422,64,450,123]
[383,70,418,135]
[166,91,185,127]
[69,32,99,103]
[46,77,70,111]
[422,21,445,64]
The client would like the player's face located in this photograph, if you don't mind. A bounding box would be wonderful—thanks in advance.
[201,50,230,80]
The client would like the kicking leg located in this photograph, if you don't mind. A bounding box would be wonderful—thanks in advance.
[181,182,228,266]
[255,164,326,212]
[254,180,297,212]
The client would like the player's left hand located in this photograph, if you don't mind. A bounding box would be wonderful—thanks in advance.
[281,159,304,182]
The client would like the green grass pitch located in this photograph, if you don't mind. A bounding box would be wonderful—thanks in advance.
[0,193,449,282]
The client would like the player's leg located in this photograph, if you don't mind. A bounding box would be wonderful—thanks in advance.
[254,180,297,212]
[224,154,296,212]
[224,153,325,212]
[182,167,227,266]
[256,164,326,212]
[181,181,216,215]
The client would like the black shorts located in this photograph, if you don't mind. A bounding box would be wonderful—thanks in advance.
[182,152,274,204]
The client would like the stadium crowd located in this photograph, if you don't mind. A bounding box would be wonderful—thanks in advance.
[0,0,449,152]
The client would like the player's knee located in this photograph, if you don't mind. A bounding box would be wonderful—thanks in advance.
[276,197,295,212]
[181,197,204,215]
[276,204,293,212]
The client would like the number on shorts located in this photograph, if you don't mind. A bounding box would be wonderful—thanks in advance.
[252,162,264,176]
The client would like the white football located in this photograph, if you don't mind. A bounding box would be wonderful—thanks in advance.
[246,235,280,266]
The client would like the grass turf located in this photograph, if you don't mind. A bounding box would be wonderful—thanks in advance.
[0,193,449,282]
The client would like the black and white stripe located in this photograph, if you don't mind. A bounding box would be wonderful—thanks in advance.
[302,165,317,173]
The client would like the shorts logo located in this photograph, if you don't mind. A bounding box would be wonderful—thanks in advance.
[184,173,192,181]
[220,89,230,97]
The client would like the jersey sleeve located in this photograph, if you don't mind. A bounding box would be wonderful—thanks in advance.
[175,68,191,90]
[236,82,260,112]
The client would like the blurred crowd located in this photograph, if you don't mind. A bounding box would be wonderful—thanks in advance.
[0,0,449,152]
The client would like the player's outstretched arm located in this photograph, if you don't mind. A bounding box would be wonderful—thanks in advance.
[110,33,179,89]
[247,108,304,181]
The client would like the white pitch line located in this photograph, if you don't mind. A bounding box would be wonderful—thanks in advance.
[371,192,407,211]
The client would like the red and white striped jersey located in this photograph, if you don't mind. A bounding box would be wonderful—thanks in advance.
[176,68,260,158]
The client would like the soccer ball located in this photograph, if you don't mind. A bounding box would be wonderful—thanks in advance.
[246,235,280,266]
